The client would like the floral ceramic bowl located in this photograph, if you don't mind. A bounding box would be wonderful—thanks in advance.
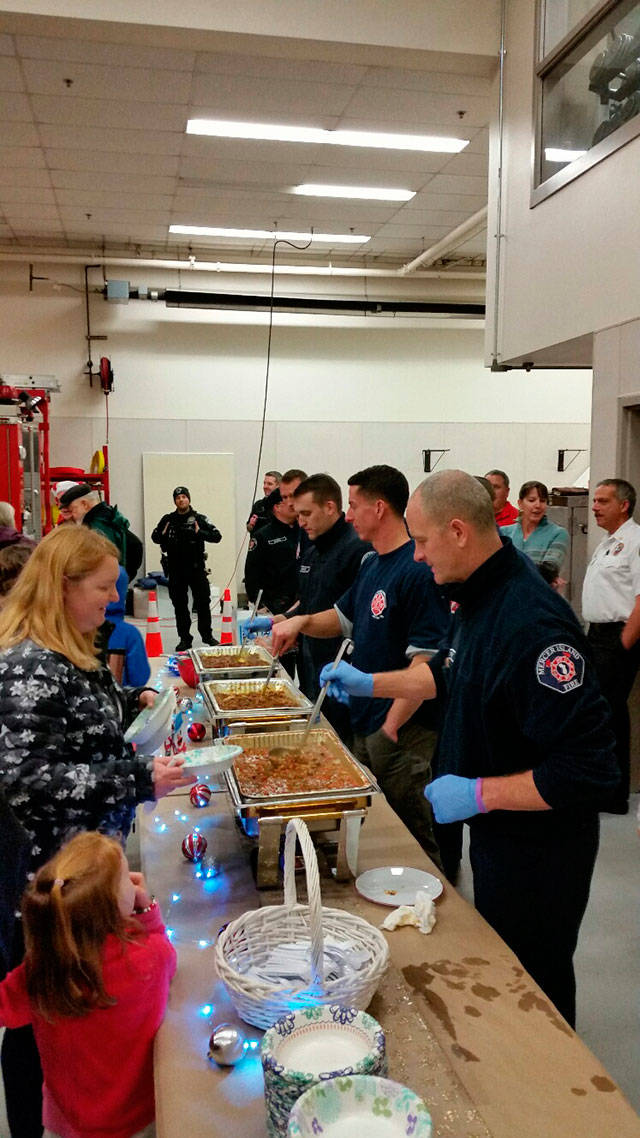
[261,1006,386,1138]
[287,1074,432,1138]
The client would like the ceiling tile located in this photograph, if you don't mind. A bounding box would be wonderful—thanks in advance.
[406,192,487,212]
[31,95,187,132]
[440,150,488,176]
[422,173,488,195]
[0,56,24,91]
[190,74,356,121]
[362,66,493,97]
[0,186,56,205]
[0,167,52,187]
[39,124,182,155]
[177,158,312,187]
[1,122,39,147]
[15,34,195,72]
[0,91,33,121]
[56,188,172,211]
[50,169,176,195]
[0,147,46,168]
[22,58,192,105]
[0,35,16,56]
[1,201,60,217]
[46,148,180,176]
[194,52,367,85]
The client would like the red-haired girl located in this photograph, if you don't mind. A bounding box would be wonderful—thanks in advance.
[0,831,176,1138]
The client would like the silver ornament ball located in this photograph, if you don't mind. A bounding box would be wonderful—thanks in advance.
[208,1022,246,1066]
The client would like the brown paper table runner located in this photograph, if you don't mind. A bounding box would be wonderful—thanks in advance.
[140,785,640,1138]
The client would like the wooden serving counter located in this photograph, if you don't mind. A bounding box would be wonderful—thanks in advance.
[139,787,640,1138]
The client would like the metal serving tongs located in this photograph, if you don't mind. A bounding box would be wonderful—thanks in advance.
[267,637,352,760]
[240,588,263,660]
[261,649,280,692]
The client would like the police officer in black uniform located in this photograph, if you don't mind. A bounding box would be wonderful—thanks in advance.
[151,486,221,652]
[244,470,307,614]
[293,473,370,743]
[321,470,618,1028]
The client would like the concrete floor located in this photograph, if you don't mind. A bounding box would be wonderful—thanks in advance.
[1,590,638,1127]
[456,794,640,1113]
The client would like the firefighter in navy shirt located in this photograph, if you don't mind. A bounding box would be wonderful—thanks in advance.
[321,470,618,1028]
[272,465,449,868]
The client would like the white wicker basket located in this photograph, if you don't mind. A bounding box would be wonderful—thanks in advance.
[214,817,389,1029]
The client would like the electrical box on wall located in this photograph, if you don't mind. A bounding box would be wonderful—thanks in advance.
[106,280,130,303]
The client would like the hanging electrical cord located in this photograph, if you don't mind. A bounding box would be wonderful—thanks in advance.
[223,234,312,592]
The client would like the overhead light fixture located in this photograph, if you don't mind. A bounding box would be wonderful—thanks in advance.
[169,225,370,243]
[186,118,469,153]
[544,147,587,163]
[292,183,415,201]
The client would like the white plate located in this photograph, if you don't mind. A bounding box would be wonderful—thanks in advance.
[182,743,243,781]
[124,688,175,746]
[355,866,443,907]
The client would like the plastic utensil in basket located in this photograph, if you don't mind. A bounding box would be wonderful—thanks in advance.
[214,817,389,1029]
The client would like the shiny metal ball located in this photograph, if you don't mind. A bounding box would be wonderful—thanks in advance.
[178,697,193,712]
[208,1023,246,1066]
[189,782,212,808]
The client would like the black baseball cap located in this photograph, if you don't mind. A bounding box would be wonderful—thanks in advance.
[173,486,190,501]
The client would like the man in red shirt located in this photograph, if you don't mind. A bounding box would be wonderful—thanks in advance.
[485,469,518,527]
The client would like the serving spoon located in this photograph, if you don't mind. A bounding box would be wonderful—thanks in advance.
[267,638,352,760]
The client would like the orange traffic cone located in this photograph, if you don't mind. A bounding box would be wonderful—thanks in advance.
[220,587,233,645]
[145,590,164,657]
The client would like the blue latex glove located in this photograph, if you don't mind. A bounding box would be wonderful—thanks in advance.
[239,615,273,639]
[424,774,487,824]
[319,660,374,704]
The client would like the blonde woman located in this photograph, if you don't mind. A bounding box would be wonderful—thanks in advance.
[0,525,192,1138]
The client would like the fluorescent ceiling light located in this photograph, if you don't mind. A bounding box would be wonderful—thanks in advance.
[186,118,468,153]
[292,183,415,201]
[169,224,370,243]
[545,147,587,163]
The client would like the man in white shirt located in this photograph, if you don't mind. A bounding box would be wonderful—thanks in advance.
[582,478,640,813]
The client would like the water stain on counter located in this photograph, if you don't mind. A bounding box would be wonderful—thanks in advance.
[464,1005,482,1018]
[462,957,490,966]
[471,982,500,1002]
[571,1088,587,1096]
[451,1042,480,1063]
[517,989,572,1037]
[591,1075,617,1093]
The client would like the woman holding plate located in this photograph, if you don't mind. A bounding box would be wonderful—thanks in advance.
[0,524,192,1138]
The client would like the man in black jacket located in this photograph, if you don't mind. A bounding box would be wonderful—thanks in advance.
[151,487,221,651]
[293,473,370,742]
[320,469,619,1027]
[244,469,307,616]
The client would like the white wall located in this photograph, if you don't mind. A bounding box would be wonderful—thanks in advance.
[0,260,591,585]
[486,0,640,366]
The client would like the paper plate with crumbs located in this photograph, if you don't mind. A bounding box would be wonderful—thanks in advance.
[355,866,443,907]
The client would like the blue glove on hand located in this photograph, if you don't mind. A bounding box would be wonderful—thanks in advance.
[424,774,487,824]
[319,660,374,704]
[239,615,273,639]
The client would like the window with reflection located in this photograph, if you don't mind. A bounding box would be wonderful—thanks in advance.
[535,0,640,198]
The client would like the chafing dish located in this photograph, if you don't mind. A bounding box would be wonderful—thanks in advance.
[200,677,313,724]
[224,727,379,887]
[191,643,274,678]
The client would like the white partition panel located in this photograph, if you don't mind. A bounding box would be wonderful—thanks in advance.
[142,452,237,603]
